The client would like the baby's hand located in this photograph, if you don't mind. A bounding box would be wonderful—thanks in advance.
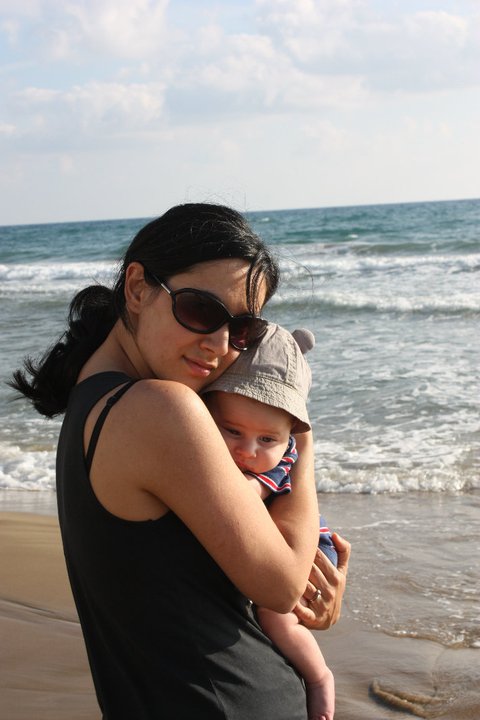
[244,472,272,500]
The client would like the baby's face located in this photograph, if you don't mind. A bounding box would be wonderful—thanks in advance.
[207,391,293,475]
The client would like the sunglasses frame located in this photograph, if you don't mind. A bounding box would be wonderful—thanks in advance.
[144,268,265,351]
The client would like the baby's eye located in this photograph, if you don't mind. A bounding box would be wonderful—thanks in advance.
[260,436,275,444]
[225,427,241,436]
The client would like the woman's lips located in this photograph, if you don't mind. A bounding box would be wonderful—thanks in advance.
[184,356,217,377]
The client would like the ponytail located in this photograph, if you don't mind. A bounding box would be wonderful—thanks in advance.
[9,285,116,417]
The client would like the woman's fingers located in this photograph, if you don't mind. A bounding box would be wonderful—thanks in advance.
[292,582,330,626]
[295,532,351,630]
[332,532,351,576]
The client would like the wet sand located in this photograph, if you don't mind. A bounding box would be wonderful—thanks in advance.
[0,512,97,719]
[1,495,479,720]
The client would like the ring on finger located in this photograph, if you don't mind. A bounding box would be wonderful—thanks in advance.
[310,587,322,603]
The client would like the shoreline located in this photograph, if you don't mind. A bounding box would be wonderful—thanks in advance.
[1,494,479,719]
[0,489,58,516]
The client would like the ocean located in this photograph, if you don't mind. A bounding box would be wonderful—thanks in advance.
[1,198,480,681]
[1,198,478,495]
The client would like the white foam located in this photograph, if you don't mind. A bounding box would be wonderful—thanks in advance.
[330,291,477,313]
[271,286,480,314]
[3,430,475,494]
[279,249,480,276]
[0,261,116,295]
[0,442,55,491]
[314,464,480,494]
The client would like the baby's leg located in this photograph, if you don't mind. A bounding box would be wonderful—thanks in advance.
[257,606,335,720]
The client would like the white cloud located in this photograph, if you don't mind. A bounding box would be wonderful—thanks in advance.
[2,0,477,158]
[17,87,60,103]
[59,153,75,174]
[256,0,363,60]
[64,81,165,129]
[406,11,468,46]
[1,19,20,44]
[0,0,171,60]
[169,24,367,119]
[301,119,349,153]
[198,33,276,94]
[64,0,170,59]
[48,27,74,61]
[254,0,480,93]
[3,1,480,129]
[0,122,16,136]
[0,1,42,17]
[8,82,166,148]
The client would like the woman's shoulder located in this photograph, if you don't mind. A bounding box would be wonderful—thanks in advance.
[113,377,212,439]
[131,377,204,409]
[79,372,211,460]
[77,371,201,409]
[84,376,216,520]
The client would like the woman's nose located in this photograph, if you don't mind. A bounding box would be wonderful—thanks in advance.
[200,324,230,356]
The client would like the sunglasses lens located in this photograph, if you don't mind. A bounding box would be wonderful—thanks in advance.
[172,288,265,351]
[174,291,227,332]
[229,317,265,351]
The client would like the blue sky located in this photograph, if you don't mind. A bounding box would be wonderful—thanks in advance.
[1,0,479,224]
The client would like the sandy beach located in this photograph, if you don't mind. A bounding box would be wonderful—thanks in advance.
[1,493,479,720]
[0,512,97,719]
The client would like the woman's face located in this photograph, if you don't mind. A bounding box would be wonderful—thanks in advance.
[128,258,266,392]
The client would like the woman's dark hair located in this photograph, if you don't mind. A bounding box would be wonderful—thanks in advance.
[10,203,280,417]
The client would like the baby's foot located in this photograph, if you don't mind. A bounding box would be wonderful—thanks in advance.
[306,667,335,720]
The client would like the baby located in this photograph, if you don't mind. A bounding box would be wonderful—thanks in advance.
[203,322,337,720]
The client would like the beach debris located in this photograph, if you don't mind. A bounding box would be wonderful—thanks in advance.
[370,678,444,718]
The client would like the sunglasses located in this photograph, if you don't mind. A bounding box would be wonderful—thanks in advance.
[144,269,266,351]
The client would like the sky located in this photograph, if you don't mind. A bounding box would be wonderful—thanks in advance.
[1,0,479,225]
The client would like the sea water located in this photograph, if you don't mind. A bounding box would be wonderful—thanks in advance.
[1,198,479,494]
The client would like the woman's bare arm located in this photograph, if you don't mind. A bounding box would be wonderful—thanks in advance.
[265,430,318,579]
[90,380,319,613]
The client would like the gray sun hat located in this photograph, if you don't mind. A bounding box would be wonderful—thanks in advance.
[203,322,315,433]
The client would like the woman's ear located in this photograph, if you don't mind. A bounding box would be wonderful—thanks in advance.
[124,262,150,315]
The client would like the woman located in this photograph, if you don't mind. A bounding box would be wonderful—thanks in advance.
[12,203,350,719]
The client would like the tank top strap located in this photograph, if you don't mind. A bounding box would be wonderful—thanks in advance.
[85,379,138,474]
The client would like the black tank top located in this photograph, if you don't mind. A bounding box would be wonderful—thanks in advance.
[56,372,308,719]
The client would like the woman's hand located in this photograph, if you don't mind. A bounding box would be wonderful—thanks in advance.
[292,532,351,630]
